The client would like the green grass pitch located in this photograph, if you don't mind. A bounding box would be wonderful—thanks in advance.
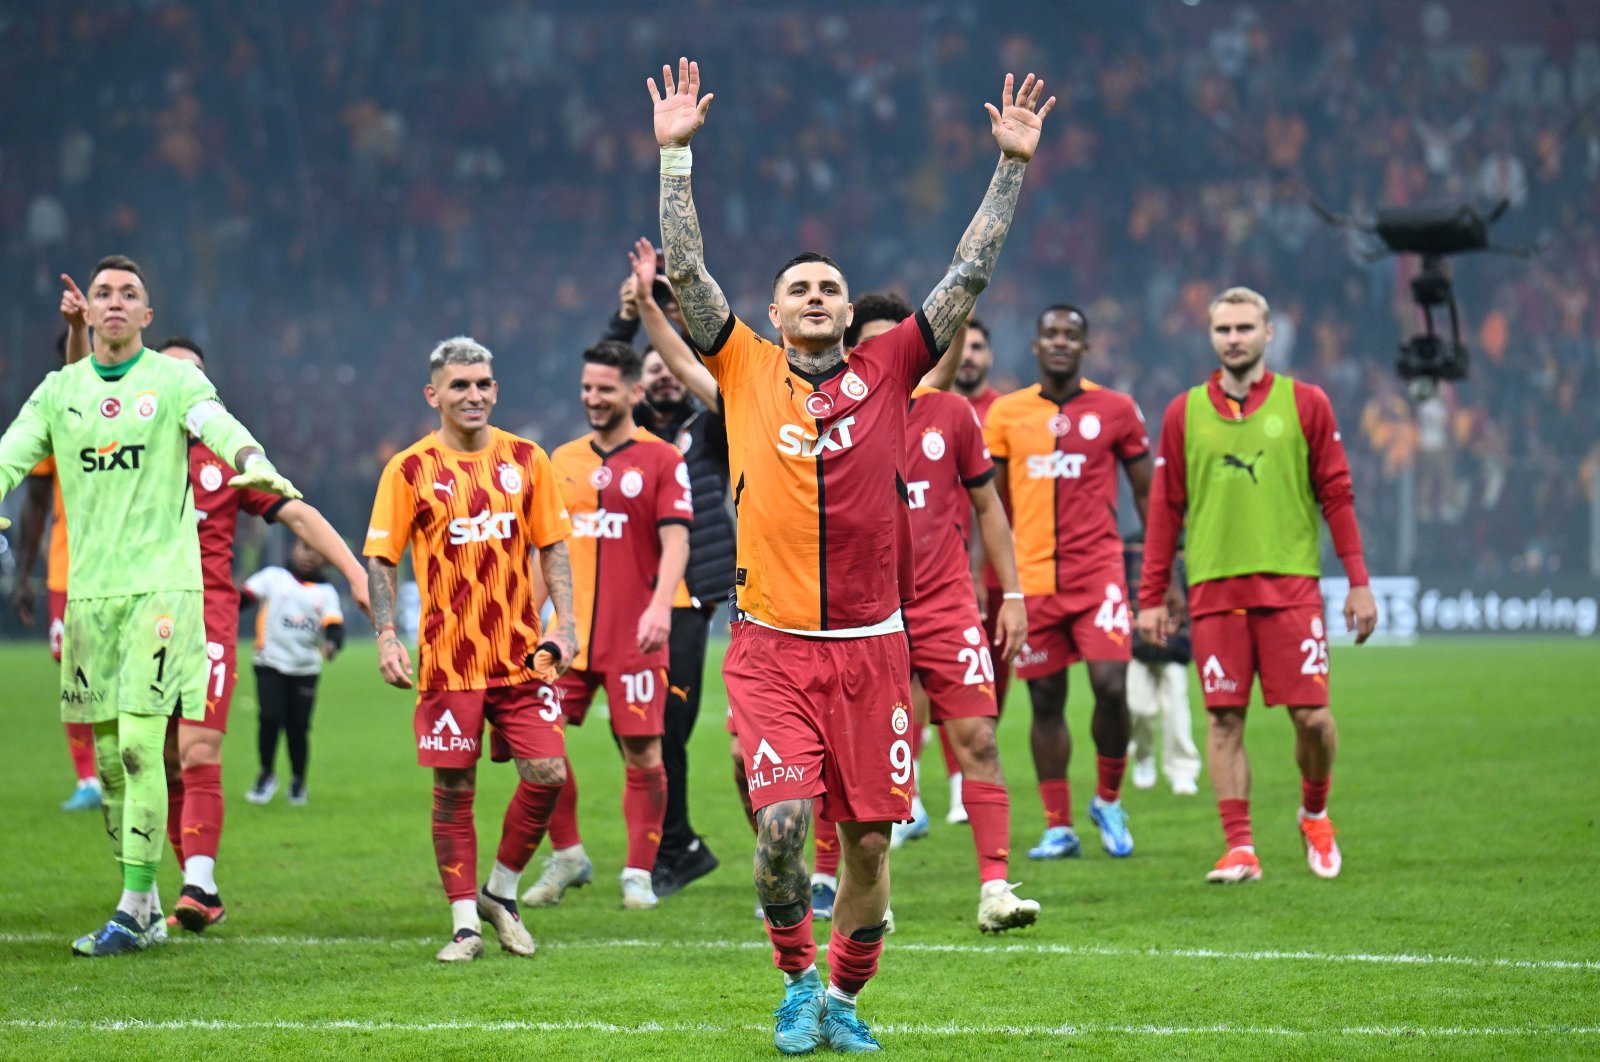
[0,637,1596,1059]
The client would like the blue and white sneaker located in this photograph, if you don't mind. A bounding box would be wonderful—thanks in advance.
[889,799,930,850]
[810,876,837,920]
[71,911,148,957]
[1027,825,1081,860]
[773,968,825,1054]
[1089,795,1134,857]
[822,999,882,1053]
[61,779,102,812]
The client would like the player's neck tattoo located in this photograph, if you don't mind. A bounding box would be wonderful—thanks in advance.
[784,343,845,377]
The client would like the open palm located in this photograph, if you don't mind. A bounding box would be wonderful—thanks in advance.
[985,73,1057,162]
[650,57,714,148]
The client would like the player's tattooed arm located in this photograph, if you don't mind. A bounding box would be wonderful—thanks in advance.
[651,57,730,352]
[659,175,732,352]
[537,541,579,666]
[368,556,414,689]
[923,73,1056,352]
[754,798,814,911]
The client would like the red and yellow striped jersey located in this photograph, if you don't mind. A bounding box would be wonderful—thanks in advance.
[365,427,570,691]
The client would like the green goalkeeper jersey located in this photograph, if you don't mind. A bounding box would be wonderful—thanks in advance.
[0,348,263,600]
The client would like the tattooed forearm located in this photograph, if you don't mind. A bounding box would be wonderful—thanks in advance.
[539,541,575,626]
[922,156,1028,350]
[753,798,813,906]
[660,172,732,351]
[368,557,399,636]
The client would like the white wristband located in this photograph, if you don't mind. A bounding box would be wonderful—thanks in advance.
[660,145,692,176]
[1003,592,1025,601]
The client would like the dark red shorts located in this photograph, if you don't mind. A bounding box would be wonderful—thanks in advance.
[48,589,66,663]
[906,599,998,724]
[725,623,913,824]
[1014,579,1133,679]
[415,681,567,768]
[1191,605,1331,710]
[554,660,667,738]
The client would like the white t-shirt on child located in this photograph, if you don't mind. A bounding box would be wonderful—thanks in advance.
[246,566,343,677]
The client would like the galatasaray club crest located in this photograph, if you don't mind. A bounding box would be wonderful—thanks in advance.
[498,462,523,495]
[890,703,910,735]
[135,391,159,420]
[840,372,868,401]
[1078,412,1101,440]
[620,469,645,498]
[199,463,225,492]
[920,429,946,461]
[155,615,174,640]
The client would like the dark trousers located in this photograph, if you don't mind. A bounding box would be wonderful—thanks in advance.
[255,665,320,782]
[658,603,714,861]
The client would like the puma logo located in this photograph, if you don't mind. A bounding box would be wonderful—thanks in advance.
[890,786,911,801]
[183,823,204,836]
[440,862,465,878]
[1223,451,1263,484]
[669,685,691,700]
[130,826,155,841]
[627,704,647,718]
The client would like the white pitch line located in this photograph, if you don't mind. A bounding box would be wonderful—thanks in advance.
[2,933,1596,972]
[0,1018,1597,1038]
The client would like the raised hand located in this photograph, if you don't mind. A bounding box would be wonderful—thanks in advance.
[60,274,88,329]
[650,57,714,148]
[984,73,1057,162]
[630,238,660,306]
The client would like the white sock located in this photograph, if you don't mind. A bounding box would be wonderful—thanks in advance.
[826,984,858,1008]
[810,872,838,890]
[554,843,585,862]
[620,866,651,884]
[486,861,520,899]
[79,775,101,789]
[117,889,153,924]
[909,793,927,821]
[184,855,218,894]
[1301,808,1328,820]
[450,899,480,934]
[150,882,162,915]
[784,963,818,986]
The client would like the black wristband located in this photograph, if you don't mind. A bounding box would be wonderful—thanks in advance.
[531,641,563,667]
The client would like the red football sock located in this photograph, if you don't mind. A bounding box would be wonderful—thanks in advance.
[166,769,186,863]
[65,723,97,781]
[827,926,884,995]
[937,726,960,777]
[623,765,667,871]
[547,758,581,850]
[1039,778,1073,828]
[766,908,816,974]
[431,786,477,902]
[813,812,840,877]
[1095,755,1127,803]
[180,762,224,861]
[495,781,562,874]
[1219,798,1254,850]
[962,780,1011,883]
[1301,775,1331,817]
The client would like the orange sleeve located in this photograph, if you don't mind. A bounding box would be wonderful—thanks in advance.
[698,316,776,395]
[983,396,1012,461]
[364,454,414,564]
[526,446,572,549]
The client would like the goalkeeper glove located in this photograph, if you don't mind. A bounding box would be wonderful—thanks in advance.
[0,516,10,530]
[229,454,303,499]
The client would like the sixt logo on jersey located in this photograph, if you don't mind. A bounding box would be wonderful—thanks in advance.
[571,509,629,539]
[446,510,516,545]
[776,415,857,457]
[1025,452,1087,479]
[79,441,146,472]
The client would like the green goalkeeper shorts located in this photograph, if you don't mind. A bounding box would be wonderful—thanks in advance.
[59,590,206,724]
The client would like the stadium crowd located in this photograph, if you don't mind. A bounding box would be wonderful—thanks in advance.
[2,0,1597,579]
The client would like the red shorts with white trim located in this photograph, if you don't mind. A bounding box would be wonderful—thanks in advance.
[725,624,913,824]
[416,682,567,768]
[1014,581,1133,679]
[906,600,998,723]
[49,589,67,663]
[554,660,668,738]
[1191,605,1331,710]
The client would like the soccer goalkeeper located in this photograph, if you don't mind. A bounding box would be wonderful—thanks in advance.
[0,256,300,957]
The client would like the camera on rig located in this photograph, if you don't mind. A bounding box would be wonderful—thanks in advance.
[1373,203,1505,401]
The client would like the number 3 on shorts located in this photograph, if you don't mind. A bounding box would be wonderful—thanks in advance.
[537,685,562,722]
